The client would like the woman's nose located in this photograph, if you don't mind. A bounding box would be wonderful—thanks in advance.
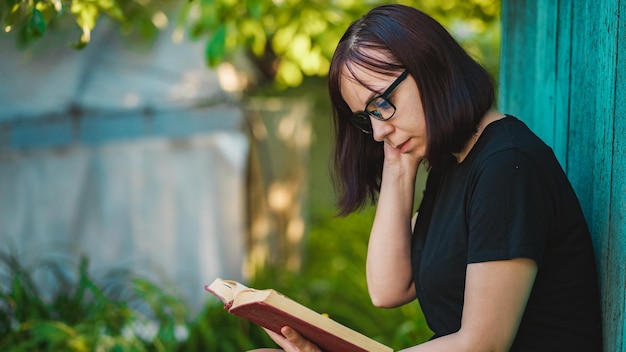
[371,118,393,142]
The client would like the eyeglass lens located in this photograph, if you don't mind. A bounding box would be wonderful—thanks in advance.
[366,97,394,120]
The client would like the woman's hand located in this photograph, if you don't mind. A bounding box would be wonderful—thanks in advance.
[251,326,322,352]
[382,139,422,173]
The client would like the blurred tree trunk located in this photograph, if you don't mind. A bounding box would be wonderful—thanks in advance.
[244,97,312,275]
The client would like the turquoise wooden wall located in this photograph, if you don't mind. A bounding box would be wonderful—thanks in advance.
[499,1,625,350]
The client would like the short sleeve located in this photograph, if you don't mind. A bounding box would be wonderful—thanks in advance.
[466,149,552,266]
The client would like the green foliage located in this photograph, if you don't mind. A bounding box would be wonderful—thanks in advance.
[1,0,177,49]
[179,301,277,352]
[181,0,500,87]
[0,252,188,351]
[0,250,284,351]
[1,0,500,87]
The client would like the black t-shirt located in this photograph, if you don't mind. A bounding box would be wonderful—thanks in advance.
[411,116,603,351]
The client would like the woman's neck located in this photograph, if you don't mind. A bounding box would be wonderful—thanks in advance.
[454,110,506,163]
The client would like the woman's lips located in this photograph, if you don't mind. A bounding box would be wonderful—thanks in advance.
[397,139,411,153]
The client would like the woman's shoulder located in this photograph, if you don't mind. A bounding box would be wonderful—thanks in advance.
[476,115,556,163]
[471,115,569,188]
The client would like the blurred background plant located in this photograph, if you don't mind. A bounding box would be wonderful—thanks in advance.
[1,0,500,86]
[0,251,188,351]
[1,0,499,350]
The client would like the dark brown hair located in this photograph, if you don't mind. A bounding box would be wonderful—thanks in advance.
[329,4,494,215]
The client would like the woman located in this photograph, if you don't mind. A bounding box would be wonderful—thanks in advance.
[257,4,603,351]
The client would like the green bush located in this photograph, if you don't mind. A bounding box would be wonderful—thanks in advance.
[178,301,276,351]
[0,252,188,352]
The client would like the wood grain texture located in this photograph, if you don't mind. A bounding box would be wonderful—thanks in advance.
[500,0,625,350]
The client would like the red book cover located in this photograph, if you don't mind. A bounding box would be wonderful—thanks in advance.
[205,278,392,352]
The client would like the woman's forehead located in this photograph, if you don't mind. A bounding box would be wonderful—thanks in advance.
[339,65,398,111]
[341,63,393,93]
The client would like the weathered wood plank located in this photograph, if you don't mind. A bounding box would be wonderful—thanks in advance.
[531,1,557,150]
[607,0,626,349]
[501,0,625,349]
[567,0,597,221]
[499,0,536,120]
[553,1,573,170]
[588,1,622,350]
[499,0,567,165]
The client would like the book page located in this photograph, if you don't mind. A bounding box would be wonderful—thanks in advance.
[205,278,250,306]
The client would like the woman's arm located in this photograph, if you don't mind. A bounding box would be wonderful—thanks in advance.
[366,143,421,308]
[400,258,538,352]
[255,258,536,352]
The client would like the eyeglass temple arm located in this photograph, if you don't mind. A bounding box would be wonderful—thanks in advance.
[381,70,409,98]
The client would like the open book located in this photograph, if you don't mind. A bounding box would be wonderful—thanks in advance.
[205,278,393,352]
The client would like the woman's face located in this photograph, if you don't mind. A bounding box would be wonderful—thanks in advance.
[340,62,428,159]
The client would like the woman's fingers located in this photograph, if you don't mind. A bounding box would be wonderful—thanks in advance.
[260,327,322,352]
[383,140,422,171]
[280,327,304,346]
[263,327,290,346]
[281,327,323,352]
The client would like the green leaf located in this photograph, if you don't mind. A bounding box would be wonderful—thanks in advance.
[71,0,98,30]
[205,24,227,67]
[26,8,46,38]
[100,0,125,22]
[30,321,75,344]
[67,0,100,48]
[246,0,265,20]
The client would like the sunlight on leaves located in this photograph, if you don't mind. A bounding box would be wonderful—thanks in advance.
[1,0,500,87]
[71,1,98,30]
[151,11,168,29]
[276,59,303,87]
[272,23,298,55]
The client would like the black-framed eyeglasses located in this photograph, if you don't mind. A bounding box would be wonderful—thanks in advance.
[349,70,409,134]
